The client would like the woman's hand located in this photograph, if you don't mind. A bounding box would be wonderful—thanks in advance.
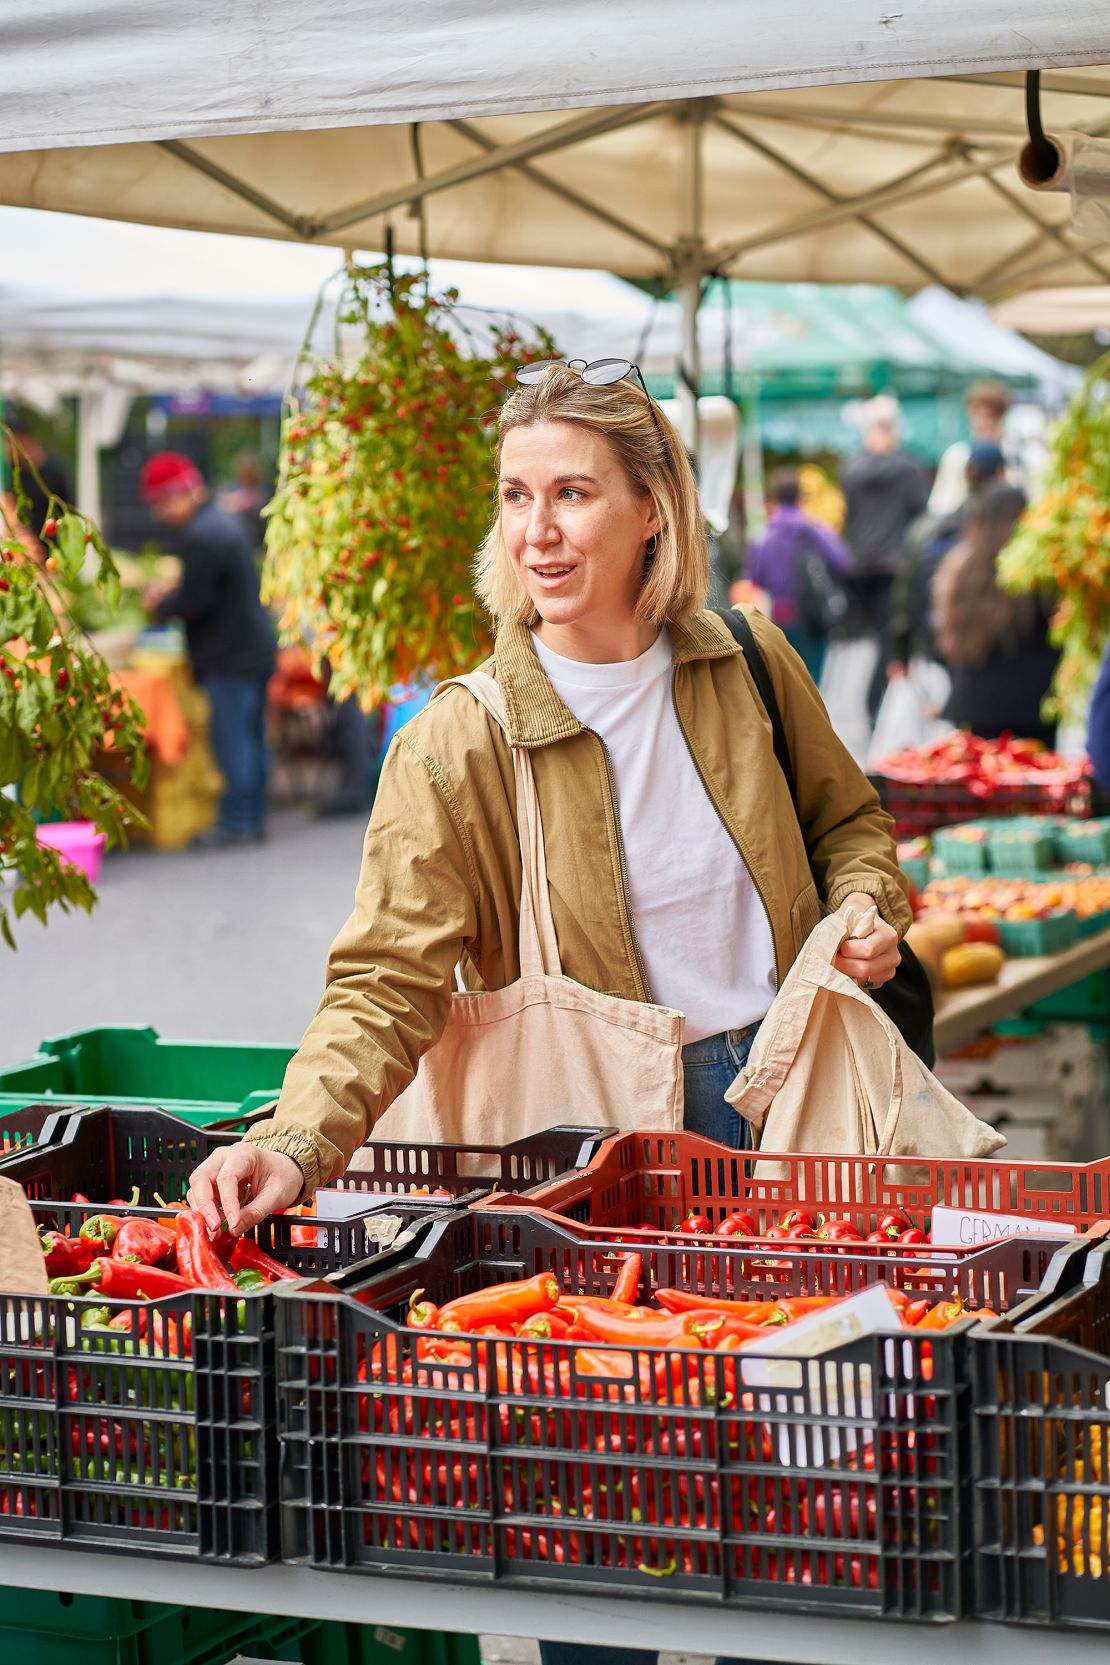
[187,1144,304,1235]
[833,891,902,991]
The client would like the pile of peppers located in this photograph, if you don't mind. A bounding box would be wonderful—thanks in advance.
[351,1254,995,1578]
[41,1206,303,1312]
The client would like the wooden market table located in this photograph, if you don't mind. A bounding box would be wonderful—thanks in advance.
[933,924,1110,1054]
[1,1542,1106,1665]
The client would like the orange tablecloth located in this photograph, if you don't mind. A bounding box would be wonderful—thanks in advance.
[112,668,190,766]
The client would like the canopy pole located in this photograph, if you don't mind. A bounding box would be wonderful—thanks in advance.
[76,389,102,528]
[675,103,708,462]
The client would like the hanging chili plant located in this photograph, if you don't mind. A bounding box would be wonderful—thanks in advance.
[0,438,148,948]
[263,263,556,708]
[997,352,1110,725]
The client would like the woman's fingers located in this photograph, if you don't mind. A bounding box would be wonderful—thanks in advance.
[187,1145,304,1235]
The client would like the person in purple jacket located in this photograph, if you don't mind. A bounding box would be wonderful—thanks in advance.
[1087,636,1110,791]
[743,468,853,683]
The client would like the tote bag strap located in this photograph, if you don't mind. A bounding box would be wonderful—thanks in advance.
[434,671,562,980]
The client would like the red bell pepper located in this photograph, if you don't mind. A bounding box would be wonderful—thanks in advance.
[111,1219,177,1265]
[40,1231,96,1279]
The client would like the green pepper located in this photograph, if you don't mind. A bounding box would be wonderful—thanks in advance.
[232,1268,268,1293]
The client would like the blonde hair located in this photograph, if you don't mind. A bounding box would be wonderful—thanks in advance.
[473,365,709,627]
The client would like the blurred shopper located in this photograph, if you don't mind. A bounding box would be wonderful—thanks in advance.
[887,441,1007,673]
[841,397,929,719]
[218,450,270,554]
[140,452,276,847]
[316,686,383,818]
[931,482,1057,746]
[929,380,1017,516]
[743,468,852,683]
[1,404,74,558]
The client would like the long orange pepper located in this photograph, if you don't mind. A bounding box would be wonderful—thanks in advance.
[915,1296,965,1330]
[572,1304,721,1347]
[654,1290,784,1323]
[611,1253,643,1305]
[438,1271,560,1331]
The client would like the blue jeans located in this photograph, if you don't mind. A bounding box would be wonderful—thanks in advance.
[202,673,270,835]
[681,1024,759,1150]
[537,1030,763,1665]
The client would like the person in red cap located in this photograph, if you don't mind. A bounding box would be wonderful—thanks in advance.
[140,452,276,847]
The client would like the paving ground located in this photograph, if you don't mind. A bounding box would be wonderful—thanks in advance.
[2,808,370,1060]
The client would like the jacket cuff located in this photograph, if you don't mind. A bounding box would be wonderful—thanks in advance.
[243,1125,326,1201]
[826,876,913,938]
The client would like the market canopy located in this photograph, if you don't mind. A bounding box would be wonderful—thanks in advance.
[2,9,1110,297]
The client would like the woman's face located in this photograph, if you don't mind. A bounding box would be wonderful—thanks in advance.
[499,419,659,647]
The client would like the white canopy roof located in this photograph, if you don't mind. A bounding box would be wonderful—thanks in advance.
[5,3,1108,153]
[1,10,1110,296]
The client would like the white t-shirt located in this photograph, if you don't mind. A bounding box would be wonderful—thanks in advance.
[531,629,778,1043]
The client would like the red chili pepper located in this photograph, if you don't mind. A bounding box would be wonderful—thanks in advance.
[107,1188,141,1208]
[52,1256,192,1300]
[229,1236,299,1282]
[902,1298,932,1327]
[716,1212,758,1238]
[40,1231,96,1278]
[438,1271,559,1332]
[111,1219,177,1265]
[174,1211,239,1291]
[654,1290,783,1323]
[72,1192,90,1205]
[611,1252,642,1305]
[407,1289,440,1330]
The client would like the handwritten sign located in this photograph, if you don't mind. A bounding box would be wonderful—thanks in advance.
[930,1204,1077,1248]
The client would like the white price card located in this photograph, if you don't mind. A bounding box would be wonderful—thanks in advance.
[930,1204,1076,1248]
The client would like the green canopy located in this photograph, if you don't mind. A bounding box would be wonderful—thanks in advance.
[643,281,1036,405]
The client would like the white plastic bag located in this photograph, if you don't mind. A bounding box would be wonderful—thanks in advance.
[725,905,1005,1179]
[866,659,952,770]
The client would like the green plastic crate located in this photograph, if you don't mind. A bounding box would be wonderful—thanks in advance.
[1056,817,1110,865]
[0,1025,292,1121]
[301,1627,481,1665]
[1027,969,1110,1025]
[0,1599,306,1665]
[898,854,930,890]
[996,909,1080,958]
[987,826,1058,871]
[933,826,990,875]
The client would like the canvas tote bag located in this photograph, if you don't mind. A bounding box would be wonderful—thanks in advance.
[723,903,1005,1179]
[370,671,685,1149]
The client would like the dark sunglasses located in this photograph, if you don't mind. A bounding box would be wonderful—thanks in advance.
[515,357,664,439]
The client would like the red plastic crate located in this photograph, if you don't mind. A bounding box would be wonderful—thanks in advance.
[874,772,1092,843]
[276,1211,1070,1620]
[482,1131,1110,1252]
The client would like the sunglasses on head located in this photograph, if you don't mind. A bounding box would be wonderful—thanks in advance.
[515,357,664,439]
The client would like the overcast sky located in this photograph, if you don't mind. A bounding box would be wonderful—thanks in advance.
[0,205,641,316]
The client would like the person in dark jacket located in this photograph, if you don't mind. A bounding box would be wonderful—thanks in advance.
[140,452,276,847]
[841,399,929,718]
[930,482,1057,747]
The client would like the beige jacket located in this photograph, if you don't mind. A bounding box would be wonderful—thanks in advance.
[247,607,911,1193]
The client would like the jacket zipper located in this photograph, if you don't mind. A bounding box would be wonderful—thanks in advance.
[669,679,781,977]
[585,727,654,1003]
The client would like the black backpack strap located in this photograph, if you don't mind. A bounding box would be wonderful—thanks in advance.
[712,607,798,807]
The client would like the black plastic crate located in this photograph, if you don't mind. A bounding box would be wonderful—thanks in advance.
[0,1103,74,1157]
[971,1241,1110,1628]
[0,1197,438,1563]
[0,1105,611,1210]
[275,1210,1068,1619]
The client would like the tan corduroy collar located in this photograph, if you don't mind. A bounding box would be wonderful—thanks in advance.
[492,610,742,748]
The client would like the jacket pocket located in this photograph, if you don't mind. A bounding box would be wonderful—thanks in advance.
[789,881,823,948]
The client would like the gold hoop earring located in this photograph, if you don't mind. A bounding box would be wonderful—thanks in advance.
[645,533,659,557]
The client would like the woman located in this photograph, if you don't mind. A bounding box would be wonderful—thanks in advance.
[931,482,1058,747]
[188,360,907,1218]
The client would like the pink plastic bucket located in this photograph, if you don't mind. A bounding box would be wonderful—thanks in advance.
[35,821,107,884]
